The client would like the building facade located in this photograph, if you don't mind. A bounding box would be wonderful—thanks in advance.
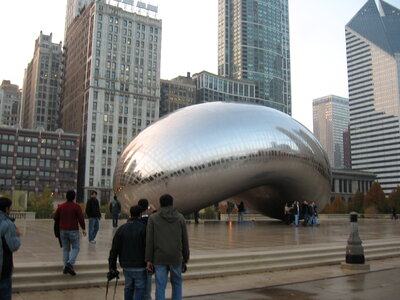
[0,80,21,126]
[313,95,349,169]
[160,73,196,117]
[218,0,291,114]
[20,32,62,131]
[331,168,376,203]
[0,126,79,199]
[61,1,161,203]
[346,0,400,193]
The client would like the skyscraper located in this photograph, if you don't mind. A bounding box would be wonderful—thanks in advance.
[346,0,400,193]
[61,1,161,202]
[0,80,21,126]
[218,0,291,114]
[20,32,62,131]
[312,95,349,169]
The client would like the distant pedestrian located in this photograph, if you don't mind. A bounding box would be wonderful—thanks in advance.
[0,197,21,299]
[226,201,234,221]
[86,191,101,244]
[194,210,200,224]
[110,195,121,228]
[146,194,190,300]
[392,208,398,220]
[284,202,291,225]
[293,201,300,227]
[53,190,86,276]
[237,201,245,223]
[109,205,147,300]
[302,200,310,226]
[308,202,320,226]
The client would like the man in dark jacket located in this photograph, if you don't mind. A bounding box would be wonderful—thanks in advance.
[145,194,189,300]
[85,191,101,243]
[109,205,146,300]
[0,197,21,299]
[109,195,121,228]
[53,190,86,275]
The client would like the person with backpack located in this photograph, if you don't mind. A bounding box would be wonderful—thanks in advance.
[109,195,122,228]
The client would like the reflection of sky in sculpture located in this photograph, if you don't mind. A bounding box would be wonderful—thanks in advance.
[114,102,331,219]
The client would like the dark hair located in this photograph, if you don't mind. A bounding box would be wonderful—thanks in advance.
[159,194,173,207]
[138,199,149,209]
[66,190,76,202]
[91,191,97,196]
[0,197,12,212]
[130,205,144,218]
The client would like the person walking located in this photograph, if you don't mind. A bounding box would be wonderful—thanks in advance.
[293,201,300,227]
[110,195,122,228]
[109,205,147,300]
[284,202,291,225]
[226,201,234,221]
[237,201,245,223]
[302,200,310,226]
[86,191,101,244]
[308,202,320,226]
[53,190,86,276]
[0,197,21,299]
[145,194,190,300]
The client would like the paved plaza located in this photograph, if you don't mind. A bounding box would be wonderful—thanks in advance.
[11,217,400,299]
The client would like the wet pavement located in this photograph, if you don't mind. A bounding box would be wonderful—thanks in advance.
[185,267,400,300]
[13,217,400,263]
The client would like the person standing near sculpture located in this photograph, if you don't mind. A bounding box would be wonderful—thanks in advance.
[293,201,300,227]
[109,205,147,300]
[0,197,21,299]
[237,201,245,223]
[110,195,121,228]
[86,191,101,244]
[145,194,190,300]
[53,190,86,276]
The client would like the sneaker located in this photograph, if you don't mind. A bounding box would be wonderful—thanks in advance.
[89,240,96,244]
[65,263,76,276]
[63,267,68,274]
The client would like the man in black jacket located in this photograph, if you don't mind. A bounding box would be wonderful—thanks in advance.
[85,191,101,244]
[109,205,146,300]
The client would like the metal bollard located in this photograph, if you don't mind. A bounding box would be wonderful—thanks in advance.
[341,212,370,270]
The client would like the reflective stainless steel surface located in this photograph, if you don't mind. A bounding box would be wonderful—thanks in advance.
[113,102,331,219]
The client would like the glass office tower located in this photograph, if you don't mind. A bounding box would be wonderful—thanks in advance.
[346,0,400,193]
[218,0,291,114]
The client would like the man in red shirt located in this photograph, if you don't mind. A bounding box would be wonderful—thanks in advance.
[53,190,86,275]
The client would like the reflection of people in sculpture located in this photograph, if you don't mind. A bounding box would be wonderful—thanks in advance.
[392,208,398,220]
[226,201,234,221]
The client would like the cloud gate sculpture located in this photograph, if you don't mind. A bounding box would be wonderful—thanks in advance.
[113,102,331,220]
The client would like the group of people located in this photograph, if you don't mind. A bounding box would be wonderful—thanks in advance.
[226,201,246,223]
[52,190,189,300]
[284,200,319,227]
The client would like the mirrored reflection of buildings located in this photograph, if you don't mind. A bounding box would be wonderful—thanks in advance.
[0,80,21,126]
[346,0,400,193]
[0,126,79,199]
[313,95,350,169]
[61,1,161,203]
[218,0,291,114]
[20,32,62,131]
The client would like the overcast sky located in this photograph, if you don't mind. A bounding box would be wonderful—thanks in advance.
[1,0,399,131]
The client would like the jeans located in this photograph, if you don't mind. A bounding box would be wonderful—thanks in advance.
[112,214,119,228]
[294,215,299,226]
[123,268,146,300]
[0,277,12,300]
[238,212,244,223]
[60,230,80,266]
[88,218,99,241]
[145,273,153,300]
[154,264,182,300]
